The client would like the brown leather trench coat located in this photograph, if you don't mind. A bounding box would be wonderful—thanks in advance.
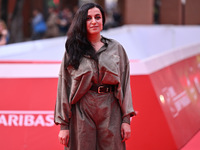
[54,36,136,150]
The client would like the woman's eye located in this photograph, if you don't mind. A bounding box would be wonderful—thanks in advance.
[95,16,101,20]
[87,17,91,21]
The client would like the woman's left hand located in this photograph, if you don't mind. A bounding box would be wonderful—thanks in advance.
[121,123,131,142]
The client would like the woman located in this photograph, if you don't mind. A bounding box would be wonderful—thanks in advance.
[0,20,9,45]
[54,3,136,150]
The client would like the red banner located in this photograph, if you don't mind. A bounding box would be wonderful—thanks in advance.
[0,55,200,150]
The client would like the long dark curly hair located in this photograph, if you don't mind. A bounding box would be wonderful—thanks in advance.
[65,3,106,70]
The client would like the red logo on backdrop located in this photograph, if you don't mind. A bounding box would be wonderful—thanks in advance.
[0,110,54,127]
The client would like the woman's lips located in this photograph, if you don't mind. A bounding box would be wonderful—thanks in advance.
[91,26,98,28]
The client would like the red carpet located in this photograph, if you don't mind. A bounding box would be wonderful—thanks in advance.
[181,131,200,150]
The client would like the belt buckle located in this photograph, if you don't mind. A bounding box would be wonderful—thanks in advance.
[98,86,104,93]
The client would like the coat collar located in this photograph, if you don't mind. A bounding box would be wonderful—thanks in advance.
[96,35,109,54]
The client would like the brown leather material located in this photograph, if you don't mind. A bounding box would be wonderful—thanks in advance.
[54,36,136,150]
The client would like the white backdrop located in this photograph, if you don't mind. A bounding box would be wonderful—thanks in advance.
[0,25,200,61]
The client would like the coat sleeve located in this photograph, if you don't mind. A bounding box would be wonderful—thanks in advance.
[118,44,136,121]
[54,56,72,130]
[54,54,93,130]
[121,62,136,119]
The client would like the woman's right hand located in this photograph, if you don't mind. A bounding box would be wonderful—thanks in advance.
[58,130,70,147]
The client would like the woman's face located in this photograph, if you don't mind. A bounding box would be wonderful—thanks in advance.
[86,7,103,36]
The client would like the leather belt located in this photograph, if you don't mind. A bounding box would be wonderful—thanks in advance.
[90,84,115,93]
